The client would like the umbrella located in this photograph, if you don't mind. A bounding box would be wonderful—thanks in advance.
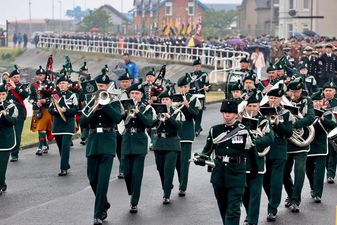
[89,27,100,33]
[226,38,246,46]
[294,32,304,40]
[303,30,317,37]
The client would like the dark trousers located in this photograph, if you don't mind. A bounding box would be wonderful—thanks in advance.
[326,146,336,179]
[87,155,113,219]
[176,142,192,192]
[154,151,178,198]
[263,158,286,215]
[243,174,263,224]
[213,184,245,225]
[54,135,72,170]
[0,151,10,188]
[123,154,146,206]
[80,126,89,140]
[306,156,326,198]
[10,117,24,159]
[283,152,307,205]
[116,134,124,174]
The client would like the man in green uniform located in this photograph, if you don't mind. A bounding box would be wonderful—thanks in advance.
[230,81,244,103]
[7,65,29,162]
[80,74,122,225]
[306,90,336,203]
[195,99,258,225]
[116,70,133,179]
[242,90,274,225]
[322,81,337,183]
[261,83,293,222]
[283,77,315,213]
[152,90,184,204]
[175,74,199,197]
[48,75,78,176]
[189,58,209,136]
[122,83,154,213]
[0,84,18,195]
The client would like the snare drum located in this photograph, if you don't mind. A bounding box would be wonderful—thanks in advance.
[194,94,205,99]
[327,127,337,151]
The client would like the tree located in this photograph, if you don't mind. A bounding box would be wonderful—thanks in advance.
[78,8,112,33]
[202,9,238,39]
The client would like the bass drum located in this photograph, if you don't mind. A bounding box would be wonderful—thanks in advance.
[225,70,247,99]
[327,127,337,151]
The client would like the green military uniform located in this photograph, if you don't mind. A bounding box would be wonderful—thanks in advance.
[0,85,18,194]
[152,90,183,203]
[189,58,209,136]
[48,76,78,174]
[306,91,336,202]
[295,63,318,96]
[230,81,244,103]
[242,91,274,225]
[283,78,315,211]
[175,75,200,195]
[7,65,29,161]
[121,83,154,211]
[261,85,293,221]
[79,74,123,224]
[197,100,257,225]
[323,81,337,183]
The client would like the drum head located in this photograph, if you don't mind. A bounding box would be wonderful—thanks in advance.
[194,94,205,99]
[328,127,337,139]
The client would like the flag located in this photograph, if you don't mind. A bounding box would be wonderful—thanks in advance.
[186,17,192,35]
[175,17,181,35]
[163,17,171,36]
[180,19,186,35]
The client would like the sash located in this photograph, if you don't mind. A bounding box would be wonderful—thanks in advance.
[10,88,27,119]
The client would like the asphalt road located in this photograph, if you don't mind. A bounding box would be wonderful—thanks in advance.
[0,102,336,225]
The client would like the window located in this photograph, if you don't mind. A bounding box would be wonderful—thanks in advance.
[188,2,195,16]
[165,2,173,16]
[303,24,309,32]
[289,0,295,9]
[303,0,309,9]
[287,23,293,38]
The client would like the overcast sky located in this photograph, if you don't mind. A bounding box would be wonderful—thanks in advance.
[0,0,242,25]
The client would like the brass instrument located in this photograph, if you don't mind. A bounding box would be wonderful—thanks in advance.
[52,97,67,122]
[190,152,214,168]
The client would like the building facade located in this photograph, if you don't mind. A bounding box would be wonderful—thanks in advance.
[133,0,207,35]
[238,0,279,37]
[278,0,337,38]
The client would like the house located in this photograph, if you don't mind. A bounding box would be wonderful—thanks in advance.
[98,4,132,34]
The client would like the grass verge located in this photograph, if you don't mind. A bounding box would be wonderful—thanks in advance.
[206,91,224,103]
[0,47,25,67]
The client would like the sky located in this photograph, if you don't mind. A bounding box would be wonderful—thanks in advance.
[0,0,242,25]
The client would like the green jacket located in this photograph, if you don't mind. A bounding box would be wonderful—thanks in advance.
[80,101,123,157]
[29,80,52,110]
[7,83,29,120]
[122,103,154,155]
[152,108,183,152]
[246,114,274,174]
[48,91,78,135]
[0,101,18,151]
[202,121,254,188]
[287,96,315,153]
[178,93,199,142]
[309,109,336,156]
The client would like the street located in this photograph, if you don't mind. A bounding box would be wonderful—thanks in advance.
[0,102,336,225]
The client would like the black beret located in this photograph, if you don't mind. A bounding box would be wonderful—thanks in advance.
[146,68,156,76]
[56,75,70,85]
[0,84,7,92]
[298,63,308,70]
[220,100,238,113]
[10,65,20,77]
[128,83,144,94]
[243,73,256,83]
[287,77,304,90]
[118,69,133,81]
[36,65,46,75]
[311,90,323,100]
[267,83,284,97]
[247,90,263,104]
[240,56,249,63]
[322,81,337,90]
[231,81,243,91]
[158,89,173,99]
[193,57,201,66]
[177,73,191,87]
[95,74,110,84]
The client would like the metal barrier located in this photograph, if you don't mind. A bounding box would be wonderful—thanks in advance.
[38,36,249,83]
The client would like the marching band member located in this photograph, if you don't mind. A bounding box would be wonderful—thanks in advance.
[48,75,78,176]
[121,83,154,213]
[29,66,53,155]
[194,99,257,225]
[261,83,293,222]
[306,90,336,203]
[116,70,133,179]
[189,58,209,137]
[80,74,123,225]
[261,64,280,94]
[142,69,163,105]
[7,65,29,162]
[322,81,337,184]
[230,81,244,103]
[297,63,318,96]
[0,84,18,195]
[242,73,258,96]
[152,90,184,204]
[175,74,199,197]
[242,91,274,225]
[283,77,315,213]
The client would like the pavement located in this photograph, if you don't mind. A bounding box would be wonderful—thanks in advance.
[0,102,336,225]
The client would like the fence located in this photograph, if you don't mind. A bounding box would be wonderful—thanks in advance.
[38,36,249,83]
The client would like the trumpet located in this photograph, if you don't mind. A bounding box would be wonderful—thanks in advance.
[124,108,137,125]
[159,113,170,122]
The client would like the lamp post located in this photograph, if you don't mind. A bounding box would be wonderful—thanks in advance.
[29,0,32,35]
